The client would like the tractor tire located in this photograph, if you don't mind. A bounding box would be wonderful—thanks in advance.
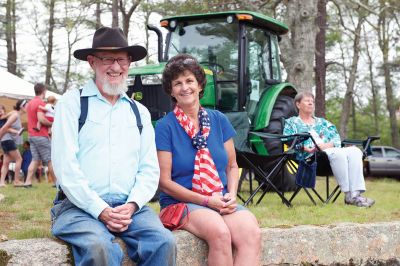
[262,95,298,154]
[261,94,298,192]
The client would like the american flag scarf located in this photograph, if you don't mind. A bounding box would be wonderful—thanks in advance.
[174,105,223,195]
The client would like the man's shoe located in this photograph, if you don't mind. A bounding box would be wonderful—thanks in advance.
[345,196,375,207]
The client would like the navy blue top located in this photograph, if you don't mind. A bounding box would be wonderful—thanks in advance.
[0,118,6,128]
[155,109,236,208]
[21,149,32,174]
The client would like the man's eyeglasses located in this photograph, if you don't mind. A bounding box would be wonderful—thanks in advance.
[91,55,131,66]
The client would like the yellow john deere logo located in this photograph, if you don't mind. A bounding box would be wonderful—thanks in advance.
[133,92,143,101]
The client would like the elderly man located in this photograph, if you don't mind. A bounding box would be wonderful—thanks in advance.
[51,27,176,265]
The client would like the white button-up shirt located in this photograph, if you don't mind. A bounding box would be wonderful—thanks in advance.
[51,79,159,219]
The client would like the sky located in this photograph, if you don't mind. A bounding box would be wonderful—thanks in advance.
[0,1,165,92]
[1,2,398,100]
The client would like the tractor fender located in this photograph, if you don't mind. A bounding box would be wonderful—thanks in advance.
[252,83,296,131]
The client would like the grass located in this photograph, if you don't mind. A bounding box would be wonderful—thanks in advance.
[242,176,400,227]
[0,177,399,239]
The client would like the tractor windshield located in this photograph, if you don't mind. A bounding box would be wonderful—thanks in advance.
[246,26,282,120]
[167,18,240,111]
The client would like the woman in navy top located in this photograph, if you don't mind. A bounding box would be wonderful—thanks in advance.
[156,54,261,266]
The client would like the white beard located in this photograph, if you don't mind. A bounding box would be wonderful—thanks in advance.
[101,76,128,96]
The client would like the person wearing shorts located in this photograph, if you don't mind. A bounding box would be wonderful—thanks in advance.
[156,54,261,265]
[0,100,28,187]
[24,83,55,187]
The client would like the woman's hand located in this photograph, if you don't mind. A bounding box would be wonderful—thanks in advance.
[317,142,333,151]
[220,193,237,215]
[207,193,226,210]
[303,146,316,153]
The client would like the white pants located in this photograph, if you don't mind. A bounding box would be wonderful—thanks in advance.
[324,146,366,193]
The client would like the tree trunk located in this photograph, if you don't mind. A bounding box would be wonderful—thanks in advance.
[364,28,380,135]
[6,0,17,74]
[112,0,119,27]
[63,43,72,94]
[95,0,102,29]
[119,0,141,38]
[62,0,71,93]
[351,98,356,139]
[45,0,55,88]
[339,17,363,138]
[315,0,326,117]
[280,0,317,92]
[378,9,399,147]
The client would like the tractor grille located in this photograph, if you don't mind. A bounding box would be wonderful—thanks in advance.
[128,83,172,121]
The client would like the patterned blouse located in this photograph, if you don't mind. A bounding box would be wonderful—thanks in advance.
[283,116,341,159]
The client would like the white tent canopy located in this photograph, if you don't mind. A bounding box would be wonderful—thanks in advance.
[0,68,61,99]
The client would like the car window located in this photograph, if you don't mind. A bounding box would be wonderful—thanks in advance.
[384,148,400,158]
[371,147,383,157]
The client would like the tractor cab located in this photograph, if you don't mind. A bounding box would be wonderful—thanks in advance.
[128,11,297,155]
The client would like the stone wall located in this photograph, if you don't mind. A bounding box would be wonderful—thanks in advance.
[0,222,399,265]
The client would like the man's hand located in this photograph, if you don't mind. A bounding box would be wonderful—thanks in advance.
[98,203,137,233]
[113,202,137,217]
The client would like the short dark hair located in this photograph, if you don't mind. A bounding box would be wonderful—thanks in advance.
[14,99,28,111]
[34,83,46,96]
[162,54,206,103]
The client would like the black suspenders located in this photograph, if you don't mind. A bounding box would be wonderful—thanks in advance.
[78,89,143,134]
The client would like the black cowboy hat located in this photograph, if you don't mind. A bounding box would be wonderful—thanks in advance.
[73,27,147,62]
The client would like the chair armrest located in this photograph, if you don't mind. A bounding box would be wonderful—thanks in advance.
[249,131,286,139]
[249,131,314,151]
[342,135,380,157]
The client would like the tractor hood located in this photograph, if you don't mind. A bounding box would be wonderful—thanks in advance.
[129,62,215,77]
[129,62,167,76]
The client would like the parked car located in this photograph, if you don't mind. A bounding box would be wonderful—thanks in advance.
[364,146,400,178]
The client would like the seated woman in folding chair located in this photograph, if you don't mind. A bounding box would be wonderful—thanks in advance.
[156,54,261,266]
[283,91,374,207]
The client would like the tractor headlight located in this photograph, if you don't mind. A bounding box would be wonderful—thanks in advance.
[226,15,234,24]
[141,74,162,85]
[169,20,177,30]
[126,76,135,86]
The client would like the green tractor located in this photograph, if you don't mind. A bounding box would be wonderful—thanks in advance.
[127,11,298,191]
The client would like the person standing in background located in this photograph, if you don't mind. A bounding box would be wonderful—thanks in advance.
[24,83,55,187]
[0,100,28,187]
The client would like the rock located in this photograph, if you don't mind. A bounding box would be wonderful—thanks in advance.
[0,238,71,265]
[0,234,8,242]
[0,222,399,265]
[261,222,400,265]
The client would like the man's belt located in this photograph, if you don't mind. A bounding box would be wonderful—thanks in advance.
[56,189,67,201]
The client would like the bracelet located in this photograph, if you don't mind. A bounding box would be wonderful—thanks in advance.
[202,196,209,207]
